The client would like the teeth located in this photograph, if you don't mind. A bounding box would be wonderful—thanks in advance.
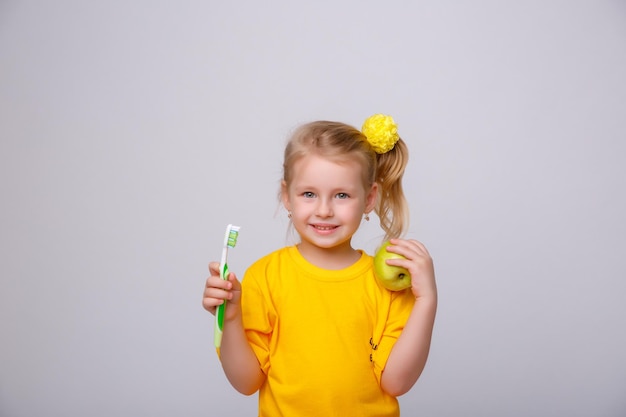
[315,225,335,230]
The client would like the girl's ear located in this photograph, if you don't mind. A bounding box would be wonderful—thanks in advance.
[365,182,379,213]
[280,180,291,211]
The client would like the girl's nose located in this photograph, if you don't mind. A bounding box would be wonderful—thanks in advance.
[316,198,333,217]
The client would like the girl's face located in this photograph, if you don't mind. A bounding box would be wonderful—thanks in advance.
[282,154,378,261]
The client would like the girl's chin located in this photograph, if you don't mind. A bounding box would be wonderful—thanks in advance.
[300,236,353,251]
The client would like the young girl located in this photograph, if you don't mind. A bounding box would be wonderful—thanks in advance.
[203,114,437,416]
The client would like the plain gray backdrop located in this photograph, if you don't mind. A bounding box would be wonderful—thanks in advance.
[1,1,625,416]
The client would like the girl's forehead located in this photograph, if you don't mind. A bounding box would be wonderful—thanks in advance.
[292,154,363,175]
[288,154,368,190]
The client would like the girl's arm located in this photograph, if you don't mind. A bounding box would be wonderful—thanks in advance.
[379,239,438,397]
[203,262,266,395]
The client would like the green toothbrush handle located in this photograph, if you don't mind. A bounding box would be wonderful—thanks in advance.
[214,263,229,347]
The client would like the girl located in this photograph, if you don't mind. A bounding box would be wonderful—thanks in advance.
[203,114,437,416]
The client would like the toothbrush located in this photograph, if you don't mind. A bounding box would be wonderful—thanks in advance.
[214,224,241,348]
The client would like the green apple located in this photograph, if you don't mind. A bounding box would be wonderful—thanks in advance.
[373,241,412,291]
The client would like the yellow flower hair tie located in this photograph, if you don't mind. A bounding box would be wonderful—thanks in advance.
[361,114,399,154]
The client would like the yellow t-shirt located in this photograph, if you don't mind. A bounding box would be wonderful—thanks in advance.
[240,246,415,417]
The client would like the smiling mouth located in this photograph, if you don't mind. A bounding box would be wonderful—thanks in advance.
[311,224,338,231]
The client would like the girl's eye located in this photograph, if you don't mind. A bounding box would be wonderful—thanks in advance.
[303,192,316,198]
[336,193,349,199]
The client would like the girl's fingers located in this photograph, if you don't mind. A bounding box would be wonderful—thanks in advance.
[203,262,241,315]
[206,275,232,290]
[204,285,232,300]
[202,274,234,313]
[202,287,230,313]
[388,239,429,260]
[202,301,219,315]
[208,261,221,275]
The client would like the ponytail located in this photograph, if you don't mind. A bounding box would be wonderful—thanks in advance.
[374,138,409,242]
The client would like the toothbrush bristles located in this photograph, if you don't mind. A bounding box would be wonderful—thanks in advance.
[227,225,240,248]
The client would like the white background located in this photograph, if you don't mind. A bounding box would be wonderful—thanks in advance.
[1,1,625,416]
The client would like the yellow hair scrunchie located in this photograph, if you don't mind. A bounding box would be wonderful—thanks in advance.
[361,114,399,154]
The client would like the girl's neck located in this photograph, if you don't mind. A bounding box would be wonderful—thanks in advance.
[296,241,361,270]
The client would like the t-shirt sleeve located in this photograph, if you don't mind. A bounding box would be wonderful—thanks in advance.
[240,267,275,375]
[370,288,416,384]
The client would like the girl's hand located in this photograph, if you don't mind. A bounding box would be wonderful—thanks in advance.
[384,238,437,301]
[202,261,243,321]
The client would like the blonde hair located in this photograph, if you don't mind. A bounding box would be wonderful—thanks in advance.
[282,120,409,242]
